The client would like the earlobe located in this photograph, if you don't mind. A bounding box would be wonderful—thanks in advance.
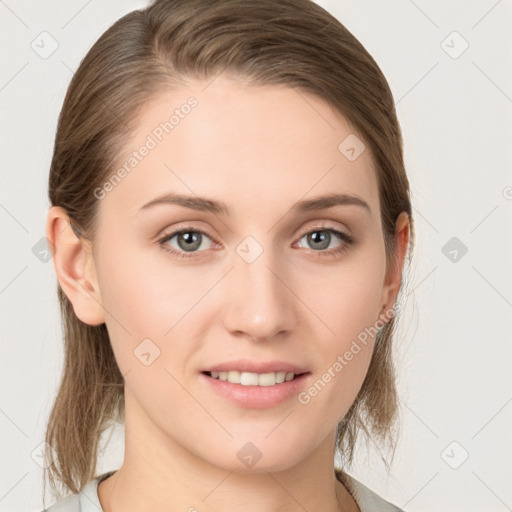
[45,206,106,326]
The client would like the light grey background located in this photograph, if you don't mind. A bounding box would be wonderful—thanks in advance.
[1,1,511,511]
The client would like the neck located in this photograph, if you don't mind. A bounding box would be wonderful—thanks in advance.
[98,391,359,512]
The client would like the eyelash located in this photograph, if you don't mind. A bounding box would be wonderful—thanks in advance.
[157,225,354,261]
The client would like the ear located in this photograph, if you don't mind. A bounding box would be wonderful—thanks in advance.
[378,211,410,322]
[45,206,105,326]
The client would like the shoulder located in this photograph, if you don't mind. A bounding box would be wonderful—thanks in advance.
[35,492,80,512]
[337,470,405,512]
[35,470,116,512]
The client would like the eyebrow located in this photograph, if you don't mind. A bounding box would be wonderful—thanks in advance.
[136,192,371,216]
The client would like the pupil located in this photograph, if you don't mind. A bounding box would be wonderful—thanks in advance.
[179,232,201,251]
[309,231,329,250]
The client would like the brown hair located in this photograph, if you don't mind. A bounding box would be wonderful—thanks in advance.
[43,0,414,503]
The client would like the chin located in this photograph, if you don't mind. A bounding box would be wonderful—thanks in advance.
[193,436,311,475]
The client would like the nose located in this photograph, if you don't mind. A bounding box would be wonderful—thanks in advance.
[221,246,298,343]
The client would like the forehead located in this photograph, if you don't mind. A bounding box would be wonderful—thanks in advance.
[97,75,379,222]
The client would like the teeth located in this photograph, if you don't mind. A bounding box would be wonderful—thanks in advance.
[228,371,241,384]
[209,371,298,386]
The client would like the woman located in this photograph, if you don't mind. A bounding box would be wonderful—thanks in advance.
[39,0,414,510]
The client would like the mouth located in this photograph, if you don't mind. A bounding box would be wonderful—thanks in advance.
[201,370,307,386]
[200,367,311,408]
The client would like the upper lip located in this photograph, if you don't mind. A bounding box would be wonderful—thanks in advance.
[203,358,308,374]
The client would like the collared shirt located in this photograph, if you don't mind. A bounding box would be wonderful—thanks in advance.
[38,469,405,511]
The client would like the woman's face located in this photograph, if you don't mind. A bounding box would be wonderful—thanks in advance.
[82,75,403,472]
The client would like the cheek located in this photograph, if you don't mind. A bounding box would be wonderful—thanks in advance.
[295,252,385,411]
[94,239,217,381]
[97,240,198,335]
[300,250,385,345]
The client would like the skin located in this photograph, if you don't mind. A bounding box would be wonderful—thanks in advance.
[47,75,409,512]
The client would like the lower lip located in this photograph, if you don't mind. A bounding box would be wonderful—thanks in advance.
[200,372,310,409]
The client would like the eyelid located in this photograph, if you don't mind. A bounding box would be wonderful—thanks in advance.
[157,220,350,245]
[296,219,351,237]
[157,224,218,246]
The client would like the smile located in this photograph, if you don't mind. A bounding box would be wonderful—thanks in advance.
[204,370,302,386]
[200,370,311,409]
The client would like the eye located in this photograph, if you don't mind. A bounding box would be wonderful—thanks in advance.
[158,227,216,260]
[158,225,354,260]
[295,227,353,258]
